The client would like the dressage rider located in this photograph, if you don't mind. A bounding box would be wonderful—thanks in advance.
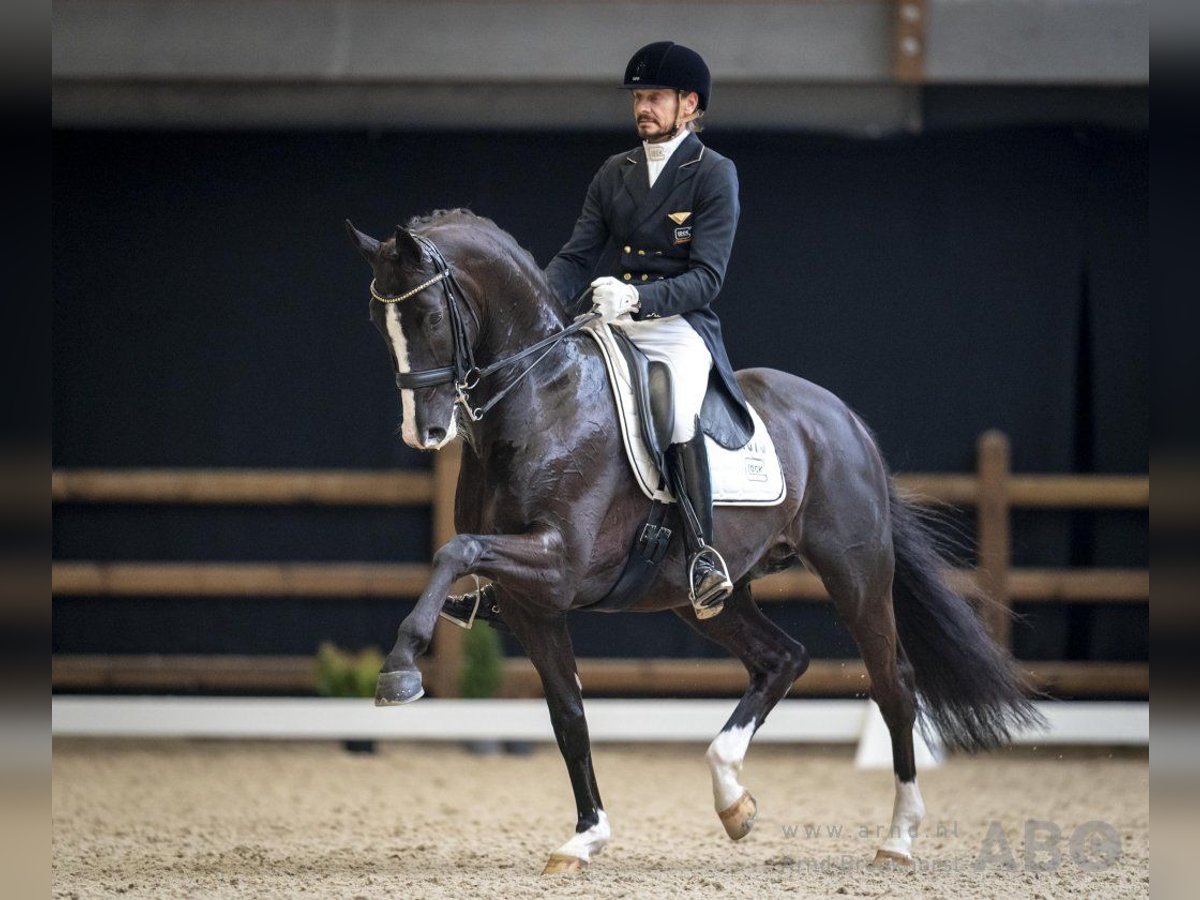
[544,41,754,618]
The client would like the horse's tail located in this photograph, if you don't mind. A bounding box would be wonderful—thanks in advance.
[888,484,1045,752]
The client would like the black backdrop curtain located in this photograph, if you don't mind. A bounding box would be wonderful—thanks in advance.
[52,126,1147,674]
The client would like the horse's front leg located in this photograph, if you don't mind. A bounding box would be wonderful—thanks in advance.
[501,603,609,876]
[375,529,563,704]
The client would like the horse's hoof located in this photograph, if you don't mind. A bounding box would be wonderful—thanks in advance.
[872,848,915,867]
[374,669,424,706]
[542,852,586,876]
[717,789,758,840]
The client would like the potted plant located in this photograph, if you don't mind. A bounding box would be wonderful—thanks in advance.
[459,622,506,755]
[314,641,385,753]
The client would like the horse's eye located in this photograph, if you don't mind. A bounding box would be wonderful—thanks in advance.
[428,312,444,327]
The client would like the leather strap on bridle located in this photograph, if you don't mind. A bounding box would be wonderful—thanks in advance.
[370,233,598,422]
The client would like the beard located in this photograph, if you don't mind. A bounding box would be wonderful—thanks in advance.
[637,117,678,143]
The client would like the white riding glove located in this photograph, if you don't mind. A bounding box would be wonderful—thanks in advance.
[590,276,640,324]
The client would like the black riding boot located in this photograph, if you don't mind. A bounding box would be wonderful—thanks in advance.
[666,429,733,618]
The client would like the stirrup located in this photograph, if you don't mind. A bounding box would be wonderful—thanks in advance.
[438,575,485,630]
[688,545,733,620]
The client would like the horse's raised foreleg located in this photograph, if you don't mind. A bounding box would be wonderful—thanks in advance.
[501,603,608,876]
[672,584,810,840]
[376,529,564,704]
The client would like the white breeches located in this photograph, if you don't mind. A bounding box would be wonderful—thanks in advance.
[615,315,713,443]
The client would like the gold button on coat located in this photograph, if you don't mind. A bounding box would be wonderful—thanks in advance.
[622,273,632,281]
[623,245,631,253]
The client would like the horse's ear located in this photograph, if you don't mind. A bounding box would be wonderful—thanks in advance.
[392,226,424,264]
[344,219,380,262]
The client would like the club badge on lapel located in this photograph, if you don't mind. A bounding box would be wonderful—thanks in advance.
[669,211,693,245]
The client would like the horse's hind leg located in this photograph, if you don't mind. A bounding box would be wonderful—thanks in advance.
[802,532,925,865]
[672,584,810,840]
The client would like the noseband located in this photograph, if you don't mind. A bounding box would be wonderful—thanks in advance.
[369,232,596,421]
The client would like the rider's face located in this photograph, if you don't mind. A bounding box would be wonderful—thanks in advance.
[632,89,697,142]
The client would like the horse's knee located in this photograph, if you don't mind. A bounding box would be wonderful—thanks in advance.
[787,641,811,681]
[756,639,809,687]
[433,534,483,572]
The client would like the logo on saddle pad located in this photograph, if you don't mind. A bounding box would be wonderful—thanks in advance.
[745,457,768,482]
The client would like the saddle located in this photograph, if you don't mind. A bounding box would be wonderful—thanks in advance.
[609,327,675,489]
[581,318,786,507]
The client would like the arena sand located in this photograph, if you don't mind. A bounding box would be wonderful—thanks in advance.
[53,739,1147,899]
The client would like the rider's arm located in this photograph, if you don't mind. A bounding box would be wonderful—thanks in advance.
[629,157,740,321]
[545,164,612,311]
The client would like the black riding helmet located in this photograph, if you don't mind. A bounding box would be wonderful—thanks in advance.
[622,41,711,111]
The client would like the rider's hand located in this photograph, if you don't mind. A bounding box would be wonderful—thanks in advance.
[590,276,640,323]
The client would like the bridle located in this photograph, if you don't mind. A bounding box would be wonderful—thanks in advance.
[369,232,597,422]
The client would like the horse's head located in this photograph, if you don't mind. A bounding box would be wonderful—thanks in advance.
[346,220,468,451]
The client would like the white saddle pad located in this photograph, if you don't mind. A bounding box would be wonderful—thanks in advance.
[582,318,786,507]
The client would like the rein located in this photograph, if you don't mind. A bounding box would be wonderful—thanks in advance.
[370,233,598,422]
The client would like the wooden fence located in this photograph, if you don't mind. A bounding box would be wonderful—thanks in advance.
[52,431,1149,698]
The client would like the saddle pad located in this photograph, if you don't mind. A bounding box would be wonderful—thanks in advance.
[582,318,786,507]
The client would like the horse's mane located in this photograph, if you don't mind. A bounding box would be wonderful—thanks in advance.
[405,208,487,231]
[405,208,554,303]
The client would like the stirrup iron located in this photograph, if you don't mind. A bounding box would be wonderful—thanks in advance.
[688,544,733,619]
[439,575,485,630]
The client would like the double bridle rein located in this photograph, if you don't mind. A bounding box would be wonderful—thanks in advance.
[369,232,596,422]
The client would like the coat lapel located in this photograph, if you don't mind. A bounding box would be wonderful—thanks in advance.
[626,133,705,232]
[621,147,650,211]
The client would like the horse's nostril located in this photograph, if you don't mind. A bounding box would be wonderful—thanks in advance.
[426,427,447,444]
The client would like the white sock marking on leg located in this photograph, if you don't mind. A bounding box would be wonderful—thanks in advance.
[878,776,925,859]
[553,809,610,862]
[706,720,756,812]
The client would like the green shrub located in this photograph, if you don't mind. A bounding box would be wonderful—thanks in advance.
[313,642,384,698]
[460,624,504,699]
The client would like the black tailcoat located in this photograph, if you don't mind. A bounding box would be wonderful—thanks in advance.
[545,132,753,448]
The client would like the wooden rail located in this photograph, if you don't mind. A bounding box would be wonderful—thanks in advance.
[50,561,1148,604]
[51,431,1148,698]
[52,469,435,505]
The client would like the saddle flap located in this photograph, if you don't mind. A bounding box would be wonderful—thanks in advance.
[647,362,674,454]
[610,327,671,472]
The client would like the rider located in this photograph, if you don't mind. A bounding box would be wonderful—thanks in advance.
[543,41,754,618]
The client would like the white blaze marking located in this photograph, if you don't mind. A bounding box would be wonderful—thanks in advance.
[384,305,420,447]
[878,776,925,859]
[706,720,756,812]
[553,809,610,862]
[384,304,456,449]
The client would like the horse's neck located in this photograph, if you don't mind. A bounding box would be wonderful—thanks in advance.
[464,277,599,450]
[476,287,566,362]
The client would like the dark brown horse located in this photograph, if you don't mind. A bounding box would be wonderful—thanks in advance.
[345,209,1041,875]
